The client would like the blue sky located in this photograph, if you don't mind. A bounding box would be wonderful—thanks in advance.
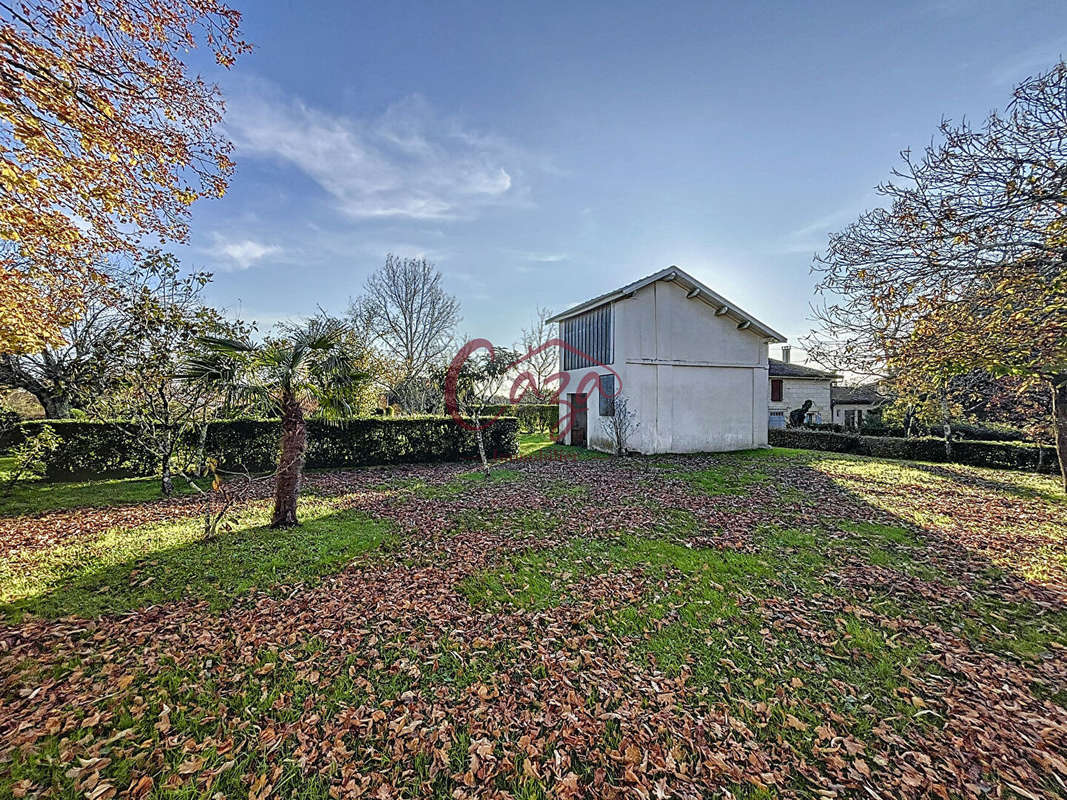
[180,0,1066,359]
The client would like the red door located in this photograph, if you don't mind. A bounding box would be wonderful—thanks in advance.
[569,392,588,447]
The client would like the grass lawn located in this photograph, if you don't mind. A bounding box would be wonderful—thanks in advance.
[0,463,198,517]
[513,430,609,459]
[1,439,1065,799]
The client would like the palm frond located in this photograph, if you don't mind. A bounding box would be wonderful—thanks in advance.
[181,315,372,421]
[196,335,257,355]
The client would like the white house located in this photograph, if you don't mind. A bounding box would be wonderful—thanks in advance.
[768,347,836,429]
[831,384,888,428]
[548,267,786,453]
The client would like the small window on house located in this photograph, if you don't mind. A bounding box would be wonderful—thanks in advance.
[599,374,615,416]
[770,379,783,402]
[844,410,856,428]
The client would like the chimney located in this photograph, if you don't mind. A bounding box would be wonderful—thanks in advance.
[781,345,791,363]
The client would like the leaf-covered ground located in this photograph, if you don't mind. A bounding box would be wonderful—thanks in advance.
[1,441,1065,799]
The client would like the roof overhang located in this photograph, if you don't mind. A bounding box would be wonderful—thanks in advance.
[547,266,787,342]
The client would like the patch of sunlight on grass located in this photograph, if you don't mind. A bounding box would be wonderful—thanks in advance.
[0,497,394,619]
[0,472,197,516]
[517,432,555,457]
[1015,539,1067,583]
[739,447,811,461]
[816,455,948,488]
[815,451,1066,507]
[514,433,609,461]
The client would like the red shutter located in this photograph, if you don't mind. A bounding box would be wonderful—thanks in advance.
[771,379,783,402]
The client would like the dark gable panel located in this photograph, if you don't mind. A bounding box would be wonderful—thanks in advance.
[578,312,586,368]
[561,305,614,370]
[564,318,569,370]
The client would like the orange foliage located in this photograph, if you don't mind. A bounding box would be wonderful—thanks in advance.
[0,0,249,352]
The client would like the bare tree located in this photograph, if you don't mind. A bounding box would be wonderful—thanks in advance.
[354,254,461,412]
[445,344,518,478]
[600,395,640,456]
[516,307,559,402]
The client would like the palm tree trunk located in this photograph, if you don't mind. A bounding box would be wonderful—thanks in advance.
[271,394,307,527]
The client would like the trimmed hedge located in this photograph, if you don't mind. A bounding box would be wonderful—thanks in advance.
[7,416,519,480]
[802,421,1027,442]
[769,428,1059,474]
[203,417,520,473]
[1,421,160,478]
[484,403,558,433]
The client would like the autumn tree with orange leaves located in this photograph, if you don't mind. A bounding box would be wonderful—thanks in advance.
[0,0,249,354]
[807,63,1067,490]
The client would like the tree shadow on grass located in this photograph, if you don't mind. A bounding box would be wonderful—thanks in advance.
[2,504,395,620]
[770,459,1067,668]
[0,474,198,518]
[903,460,1065,505]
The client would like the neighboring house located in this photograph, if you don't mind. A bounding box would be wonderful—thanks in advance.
[768,348,836,429]
[831,384,888,428]
[548,266,785,454]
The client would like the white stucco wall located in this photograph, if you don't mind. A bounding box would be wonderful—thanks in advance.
[832,403,871,427]
[557,278,772,453]
[769,378,831,425]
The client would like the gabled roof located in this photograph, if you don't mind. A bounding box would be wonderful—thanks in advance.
[831,384,888,405]
[547,266,786,342]
[768,359,837,380]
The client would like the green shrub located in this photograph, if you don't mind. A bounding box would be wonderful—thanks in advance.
[0,409,20,450]
[9,416,520,480]
[2,421,159,478]
[1,424,61,493]
[769,429,1058,474]
[483,403,558,434]
[802,421,1029,441]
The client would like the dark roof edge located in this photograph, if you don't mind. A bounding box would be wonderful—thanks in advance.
[547,266,787,342]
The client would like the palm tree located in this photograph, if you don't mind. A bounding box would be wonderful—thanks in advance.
[188,316,368,527]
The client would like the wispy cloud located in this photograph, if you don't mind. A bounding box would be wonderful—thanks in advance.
[989,38,1067,86]
[765,205,861,256]
[788,206,860,241]
[225,81,527,220]
[505,249,568,264]
[213,235,281,271]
